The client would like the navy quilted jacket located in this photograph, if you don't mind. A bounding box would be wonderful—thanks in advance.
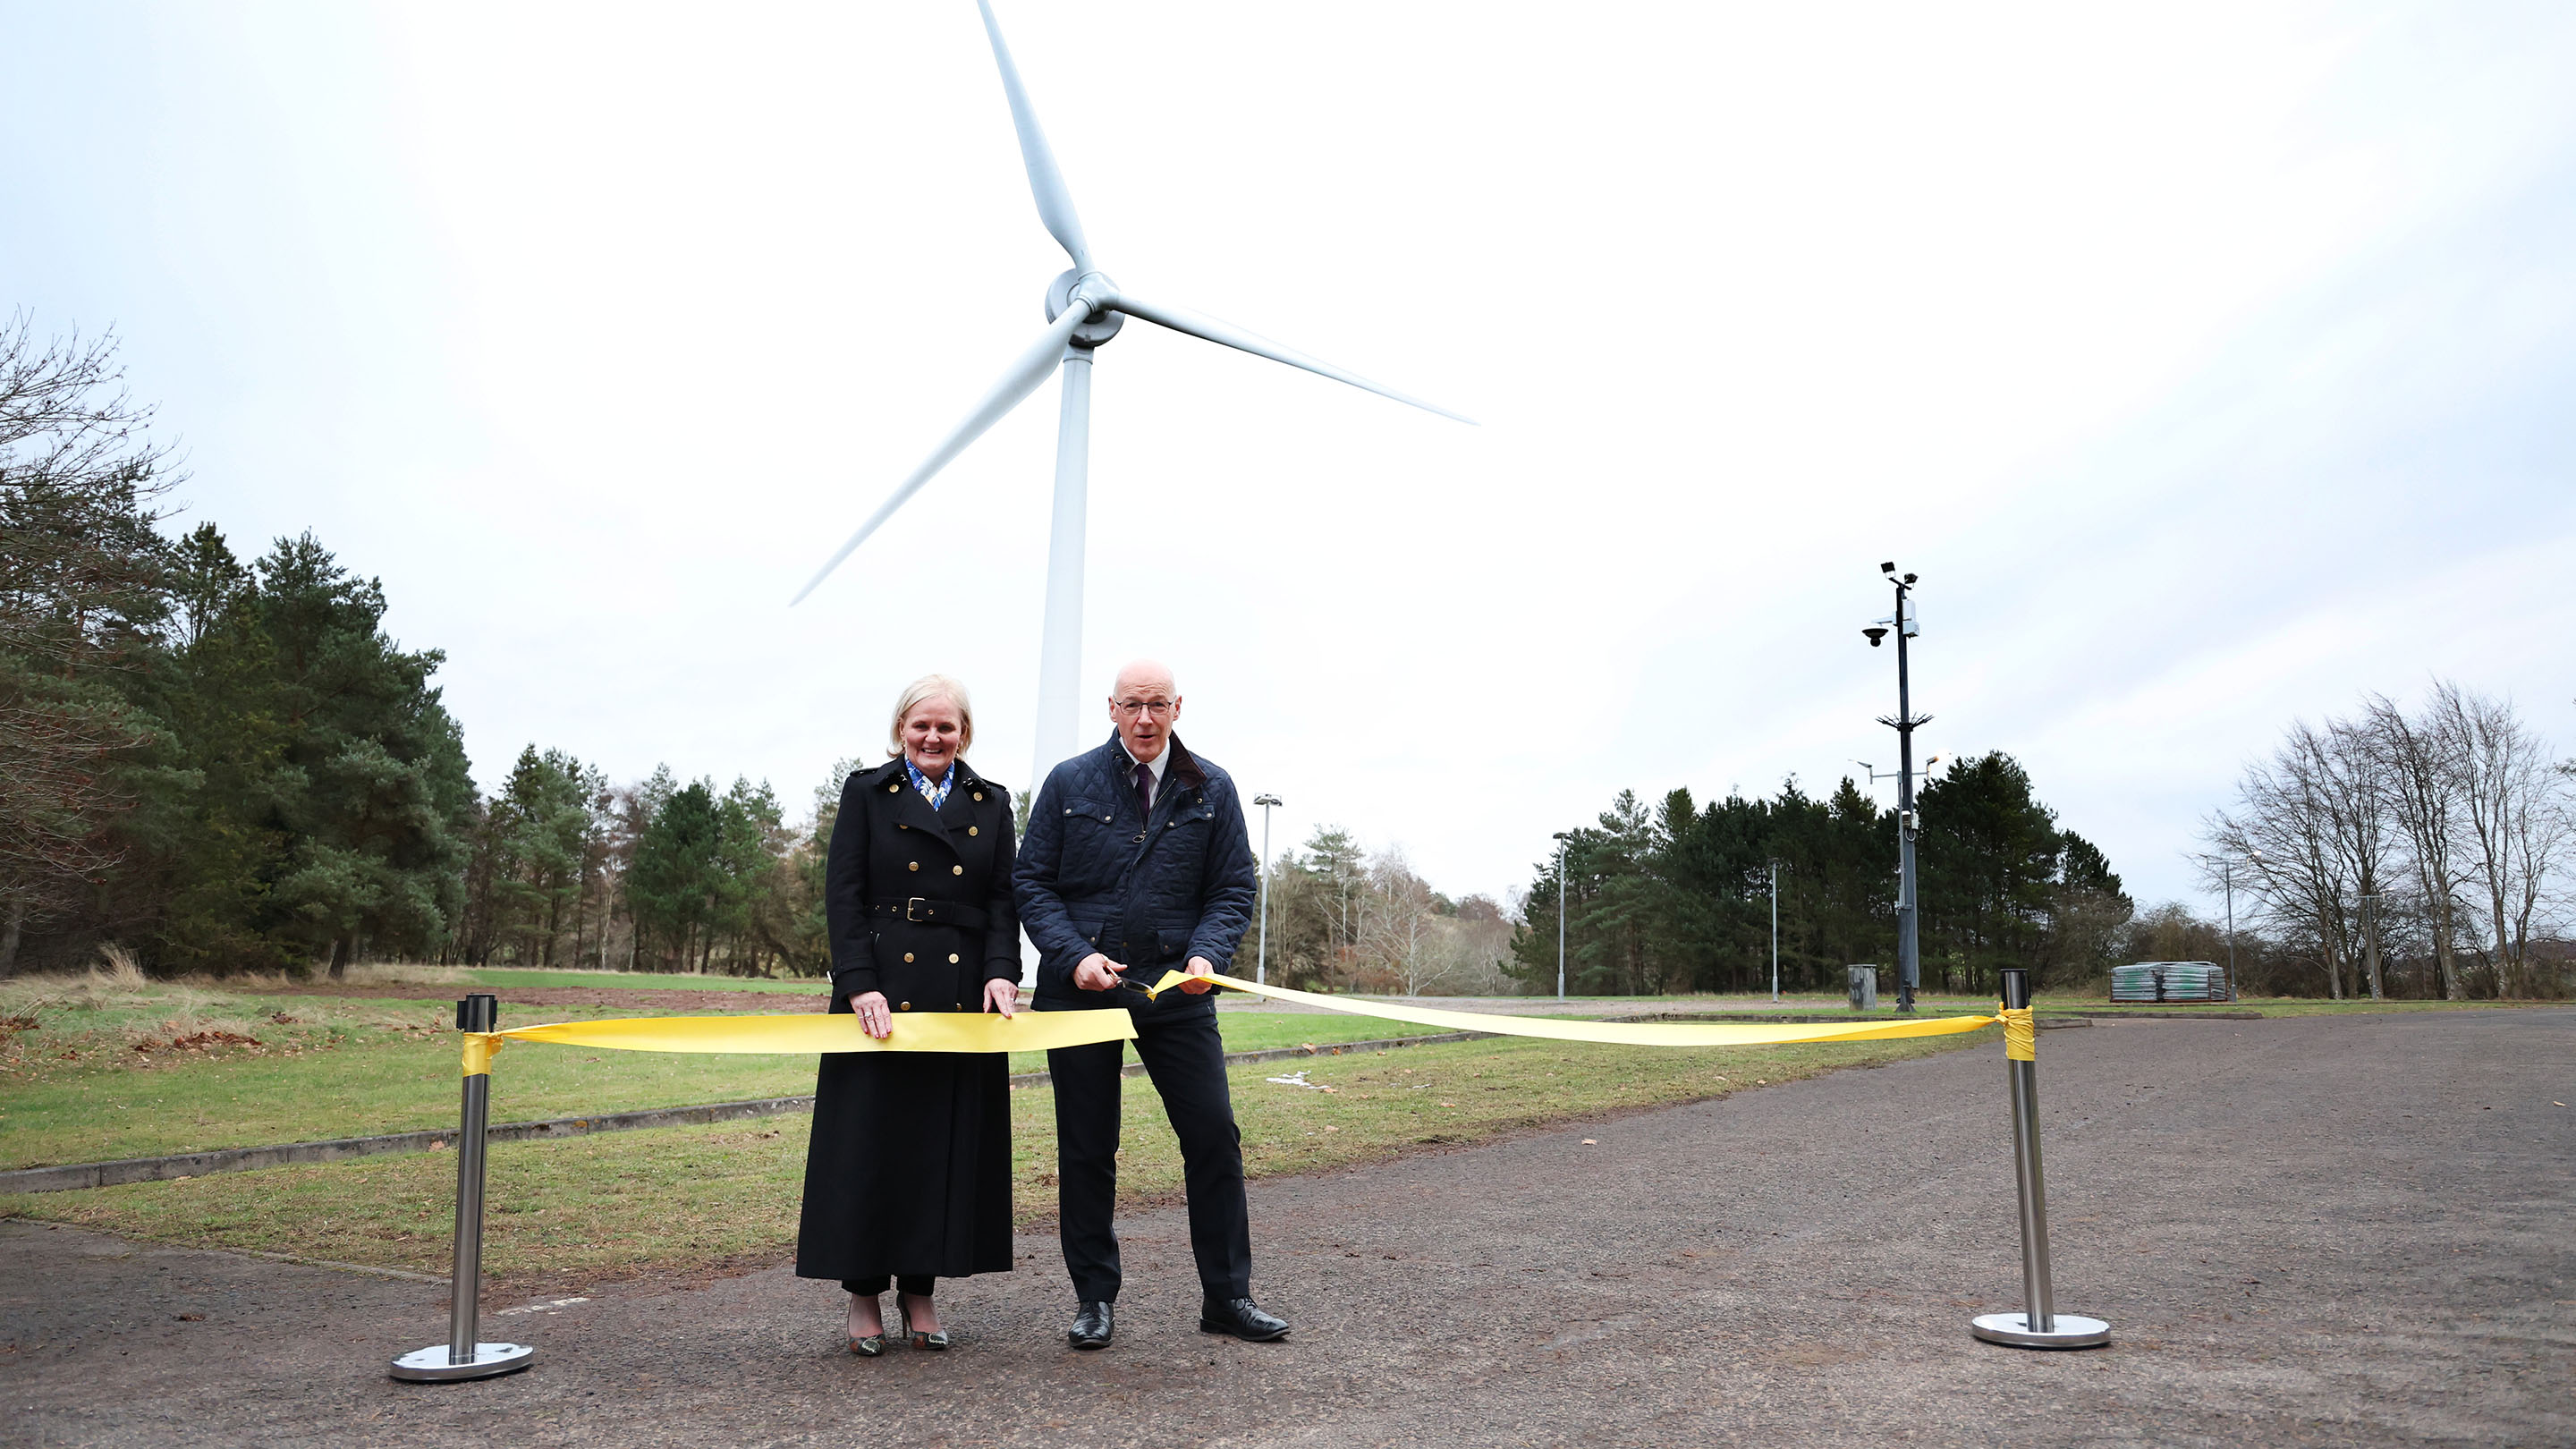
[1013,732,1258,1003]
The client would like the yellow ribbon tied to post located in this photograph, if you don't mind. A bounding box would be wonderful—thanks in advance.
[1144,970,2036,1056]
[460,1009,1137,1077]
[452,979,2037,1078]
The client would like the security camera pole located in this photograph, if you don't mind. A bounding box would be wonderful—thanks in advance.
[1862,563,1928,1014]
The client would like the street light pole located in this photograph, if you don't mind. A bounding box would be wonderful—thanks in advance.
[2359,888,2384,1001]
[2220,858,2236,987]
[1863,563,1928,1014]
[1552,831,1570,1002]
[1252,793,1282,987]
[1769,860,1780,1004]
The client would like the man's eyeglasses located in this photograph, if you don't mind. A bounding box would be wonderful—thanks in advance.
[1112,699,1175,719]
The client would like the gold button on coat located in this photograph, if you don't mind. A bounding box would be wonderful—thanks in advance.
[968,826,979,836]
[887,784,898,792]
[909,861,919,871]
[899,1002,911,1012]
[951,865,963,875]
[903,953,914,962]
[947,953,960,964]
[973,792,983,801]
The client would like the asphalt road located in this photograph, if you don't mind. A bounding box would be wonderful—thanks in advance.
[4,1008,2568,1447]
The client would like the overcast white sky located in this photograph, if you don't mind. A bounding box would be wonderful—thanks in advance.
[5,1,2572,914]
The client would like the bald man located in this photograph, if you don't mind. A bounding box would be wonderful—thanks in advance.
[1013,661,1284,1348]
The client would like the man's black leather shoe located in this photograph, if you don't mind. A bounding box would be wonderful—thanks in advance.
[1199,1297,1289,1342]
[1068,1301,1114,1350]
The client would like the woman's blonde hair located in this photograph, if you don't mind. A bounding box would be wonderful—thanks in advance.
[887,674,974,757]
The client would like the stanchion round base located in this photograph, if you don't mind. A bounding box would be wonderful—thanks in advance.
[390,1342,536,1382]
[1970,1311,2110,1349]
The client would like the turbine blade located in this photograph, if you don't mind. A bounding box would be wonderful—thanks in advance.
[975,0,1093,273]
[1106,292,1474,424]
[791,304,1091,606]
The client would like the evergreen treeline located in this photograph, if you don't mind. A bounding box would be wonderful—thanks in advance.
[0,319,834,979]
[3,319,463,974]
[1505,758,2134,997]
[450,750,829,976]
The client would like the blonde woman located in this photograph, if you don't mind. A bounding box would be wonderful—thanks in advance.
[795,675,1021,1354]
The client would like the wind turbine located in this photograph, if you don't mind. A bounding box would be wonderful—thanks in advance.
[792,0,1470,779]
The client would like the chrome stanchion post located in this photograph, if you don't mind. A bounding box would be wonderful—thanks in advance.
[392,993,537,1381]
[1970,968,2110,1350]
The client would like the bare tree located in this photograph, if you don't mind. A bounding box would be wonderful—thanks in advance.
[1357,848,1447,995]
[2368,692,2470,999]
[2324,716,2393,999]
[2208,720,2358,997]
[2438,685,2568,996]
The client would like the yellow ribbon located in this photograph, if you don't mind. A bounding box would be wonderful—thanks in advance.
[459,1009,1136,1078]
[1145,970,2013,1048]
[1999,1004,2035,1061]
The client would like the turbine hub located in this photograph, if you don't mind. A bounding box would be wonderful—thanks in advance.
[1046,268,1124,349]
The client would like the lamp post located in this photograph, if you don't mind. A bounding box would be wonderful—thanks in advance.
[1552,831,1571,1002]
[2219,856,2237,987]
[1768,860,1780,1004]
[2208,847,2259,998]
[2359,887,2384,1001]
[1861,563,1928,1014]
[1252,793,1282,987]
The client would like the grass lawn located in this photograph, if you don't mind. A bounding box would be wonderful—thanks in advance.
[2,1029,1987,1287]
[0,980,1435,1170]
[10,967,2532,1174]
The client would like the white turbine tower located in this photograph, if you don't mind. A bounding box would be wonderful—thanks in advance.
[792,0,1470,780]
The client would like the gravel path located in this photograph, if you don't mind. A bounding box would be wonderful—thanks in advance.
[4,1008,2567,1446]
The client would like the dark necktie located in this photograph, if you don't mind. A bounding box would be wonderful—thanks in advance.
[1132,761,1153,823]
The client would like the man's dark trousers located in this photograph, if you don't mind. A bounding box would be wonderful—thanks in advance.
[1047,987,1250,1303]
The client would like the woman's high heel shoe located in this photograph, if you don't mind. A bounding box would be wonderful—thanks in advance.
[847,1294,886,1357]
[899,1295,950,1351]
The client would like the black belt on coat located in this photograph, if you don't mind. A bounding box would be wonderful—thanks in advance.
[869,897,988,929]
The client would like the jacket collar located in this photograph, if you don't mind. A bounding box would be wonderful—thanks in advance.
[869,754,993,796]
[1096,731,1208,792]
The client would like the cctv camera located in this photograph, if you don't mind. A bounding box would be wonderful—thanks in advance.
[1862,626,1888,647]
[1879,562,1895,573]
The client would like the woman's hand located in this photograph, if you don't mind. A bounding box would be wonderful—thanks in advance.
[851,991,893,1040]
[983,978,1020,1018]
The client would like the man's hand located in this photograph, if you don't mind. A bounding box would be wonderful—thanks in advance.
[1176,956,1217,994]
[1073,953,1127,992]
[983,977,1020,1017]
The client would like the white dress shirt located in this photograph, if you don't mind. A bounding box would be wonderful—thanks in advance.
[1121,741,1172,812]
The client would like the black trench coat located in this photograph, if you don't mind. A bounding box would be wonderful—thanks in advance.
[794,755,1021,1285]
